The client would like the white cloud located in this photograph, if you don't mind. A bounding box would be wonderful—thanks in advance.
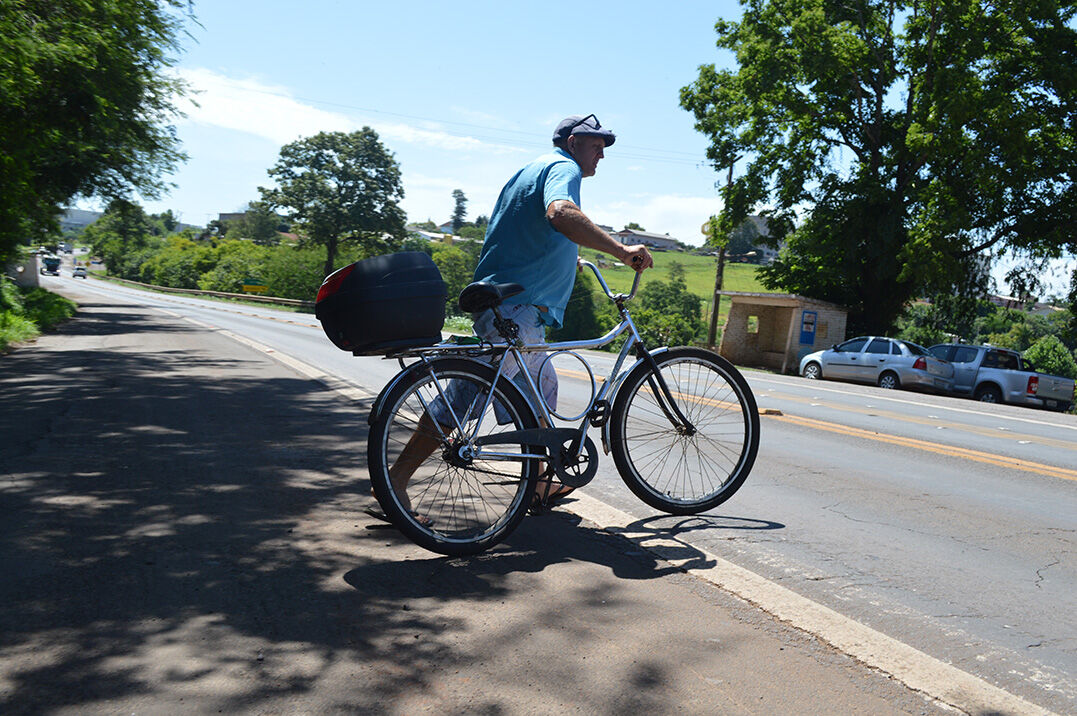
[176,68,354,145]
[175,68,527,154]
[593,194,722,246]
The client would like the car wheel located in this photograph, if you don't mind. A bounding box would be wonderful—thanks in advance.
[878,371,900,390]
[974,384,1002,403]
[802,362,822,380]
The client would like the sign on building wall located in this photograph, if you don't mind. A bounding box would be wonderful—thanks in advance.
[799,310,817,345]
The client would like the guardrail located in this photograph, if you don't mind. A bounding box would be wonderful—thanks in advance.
[101,275,316,311]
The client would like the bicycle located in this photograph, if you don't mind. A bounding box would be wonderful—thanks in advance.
[366,260,760,556]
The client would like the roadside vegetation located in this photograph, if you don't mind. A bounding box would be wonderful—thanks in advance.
[0,275,77,352]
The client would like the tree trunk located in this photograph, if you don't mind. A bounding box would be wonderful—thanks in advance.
[707,247,726,348]
[323,237,338,278]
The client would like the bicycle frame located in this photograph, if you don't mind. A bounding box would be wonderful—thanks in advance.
[387,261,695,469]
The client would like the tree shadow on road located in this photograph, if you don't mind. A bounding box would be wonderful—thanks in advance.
[0,301,743,714]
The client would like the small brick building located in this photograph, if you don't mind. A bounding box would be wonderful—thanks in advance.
[716,292,848,374]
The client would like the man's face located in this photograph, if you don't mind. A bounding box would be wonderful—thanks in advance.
[568,135,606,177]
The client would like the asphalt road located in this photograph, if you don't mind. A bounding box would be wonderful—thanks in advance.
[1,274,1073,714]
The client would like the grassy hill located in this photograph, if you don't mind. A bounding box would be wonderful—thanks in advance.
[578,249,775,330]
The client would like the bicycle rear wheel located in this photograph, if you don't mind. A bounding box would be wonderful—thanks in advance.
[368,358,541,556]
[609,347,759,514]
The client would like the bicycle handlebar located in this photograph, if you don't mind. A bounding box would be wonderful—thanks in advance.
[578,259,642,303]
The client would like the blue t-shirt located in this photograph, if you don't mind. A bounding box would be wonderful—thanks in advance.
[472,148,581,328]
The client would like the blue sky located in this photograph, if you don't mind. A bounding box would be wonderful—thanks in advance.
[127,0,745,247]
[86,0,1068,297]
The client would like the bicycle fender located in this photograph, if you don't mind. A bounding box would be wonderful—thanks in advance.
[367,356,495,425]
[599,346,671,454]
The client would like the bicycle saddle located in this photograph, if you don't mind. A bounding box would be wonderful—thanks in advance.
[458,281,524,313]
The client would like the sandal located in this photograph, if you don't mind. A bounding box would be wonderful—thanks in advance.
[364,505,434,528]
[530,478,576,514]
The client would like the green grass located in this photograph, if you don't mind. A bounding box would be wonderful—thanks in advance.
[578,249,774,329]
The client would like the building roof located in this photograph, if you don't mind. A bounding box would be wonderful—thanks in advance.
[716,291,848,311]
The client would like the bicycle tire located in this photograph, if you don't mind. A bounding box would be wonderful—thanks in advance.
[609,347,759,514]
[368,358,541,556]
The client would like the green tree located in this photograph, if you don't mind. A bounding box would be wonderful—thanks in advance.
[457,225,486,241]
[451,189,467,233]
[152,209,179,235]
[429,243,475,314]
[83,199,159,279]
[228,201,283,245]
[0,1,190,267]
[140,235,217,288]
[1024,335,1077,380]
[549,271,616,343]
[681,0,1077,334]
[624,222,645,231]
[632,267,705,347]
[198,240,270,293]
[260,128,406,278]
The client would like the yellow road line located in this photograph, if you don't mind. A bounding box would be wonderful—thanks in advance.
[772,412,1077,482]
[551,367,1077,482]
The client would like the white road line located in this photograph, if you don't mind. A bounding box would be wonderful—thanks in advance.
[751,374,1077,431]
[154,309,1060,715]
[568,493,1058,716]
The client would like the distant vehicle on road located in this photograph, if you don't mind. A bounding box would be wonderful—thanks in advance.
[72,266,87,279]
[799,336,954,393]
[928,343,1074,412]
[39,255,61,275]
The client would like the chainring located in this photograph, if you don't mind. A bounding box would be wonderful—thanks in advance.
[554,435,599,488]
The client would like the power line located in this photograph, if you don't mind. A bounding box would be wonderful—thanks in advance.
[230,84,709,165]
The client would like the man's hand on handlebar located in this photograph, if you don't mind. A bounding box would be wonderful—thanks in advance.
[621,244,654,272]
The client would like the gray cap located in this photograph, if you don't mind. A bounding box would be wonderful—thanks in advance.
[553,114,616,147]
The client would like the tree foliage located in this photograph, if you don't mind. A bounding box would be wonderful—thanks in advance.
[429,243,475,315]
[633,264,705,347]
[226,201,283,245]
[260,129,406,278]
[83,199,162,279]
[548,271,616,343]
[681,0,1077,334]
[451,189,467,233]
[1024,335,1077,380]
[0,0,189,267]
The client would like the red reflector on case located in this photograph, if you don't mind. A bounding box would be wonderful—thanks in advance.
[316,264,356,304]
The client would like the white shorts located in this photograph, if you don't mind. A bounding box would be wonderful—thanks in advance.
[429,303,558,426]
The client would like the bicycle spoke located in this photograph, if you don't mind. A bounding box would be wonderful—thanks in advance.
[611,350,758,513]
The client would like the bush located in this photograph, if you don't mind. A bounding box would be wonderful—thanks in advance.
[21,287,77,329]
[0,311,37,351]
[429,243,477,315]
[262,245,326,301]
[0,279,76,351]
[632,268,705,347]
[197,240,270,293]
[1024,334,1077,380]
[549,270,616,342]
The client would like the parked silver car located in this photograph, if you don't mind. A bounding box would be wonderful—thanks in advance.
[799,336,955,392]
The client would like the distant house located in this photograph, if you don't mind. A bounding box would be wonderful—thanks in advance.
[614,229,681,251]
[988,294,1063,317]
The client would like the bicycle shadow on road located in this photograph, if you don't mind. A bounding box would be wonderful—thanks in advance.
[342,502,770,605]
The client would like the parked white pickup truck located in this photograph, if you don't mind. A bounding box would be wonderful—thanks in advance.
[928,343,1075,412]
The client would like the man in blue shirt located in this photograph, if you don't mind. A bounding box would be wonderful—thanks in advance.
[387,115,653,518]
[474,114,653,328]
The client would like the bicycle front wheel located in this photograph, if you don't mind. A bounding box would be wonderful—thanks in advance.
[609,347,759,514]
[368,358,541,556]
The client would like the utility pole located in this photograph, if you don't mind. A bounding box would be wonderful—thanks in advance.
[706,163,735,349]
